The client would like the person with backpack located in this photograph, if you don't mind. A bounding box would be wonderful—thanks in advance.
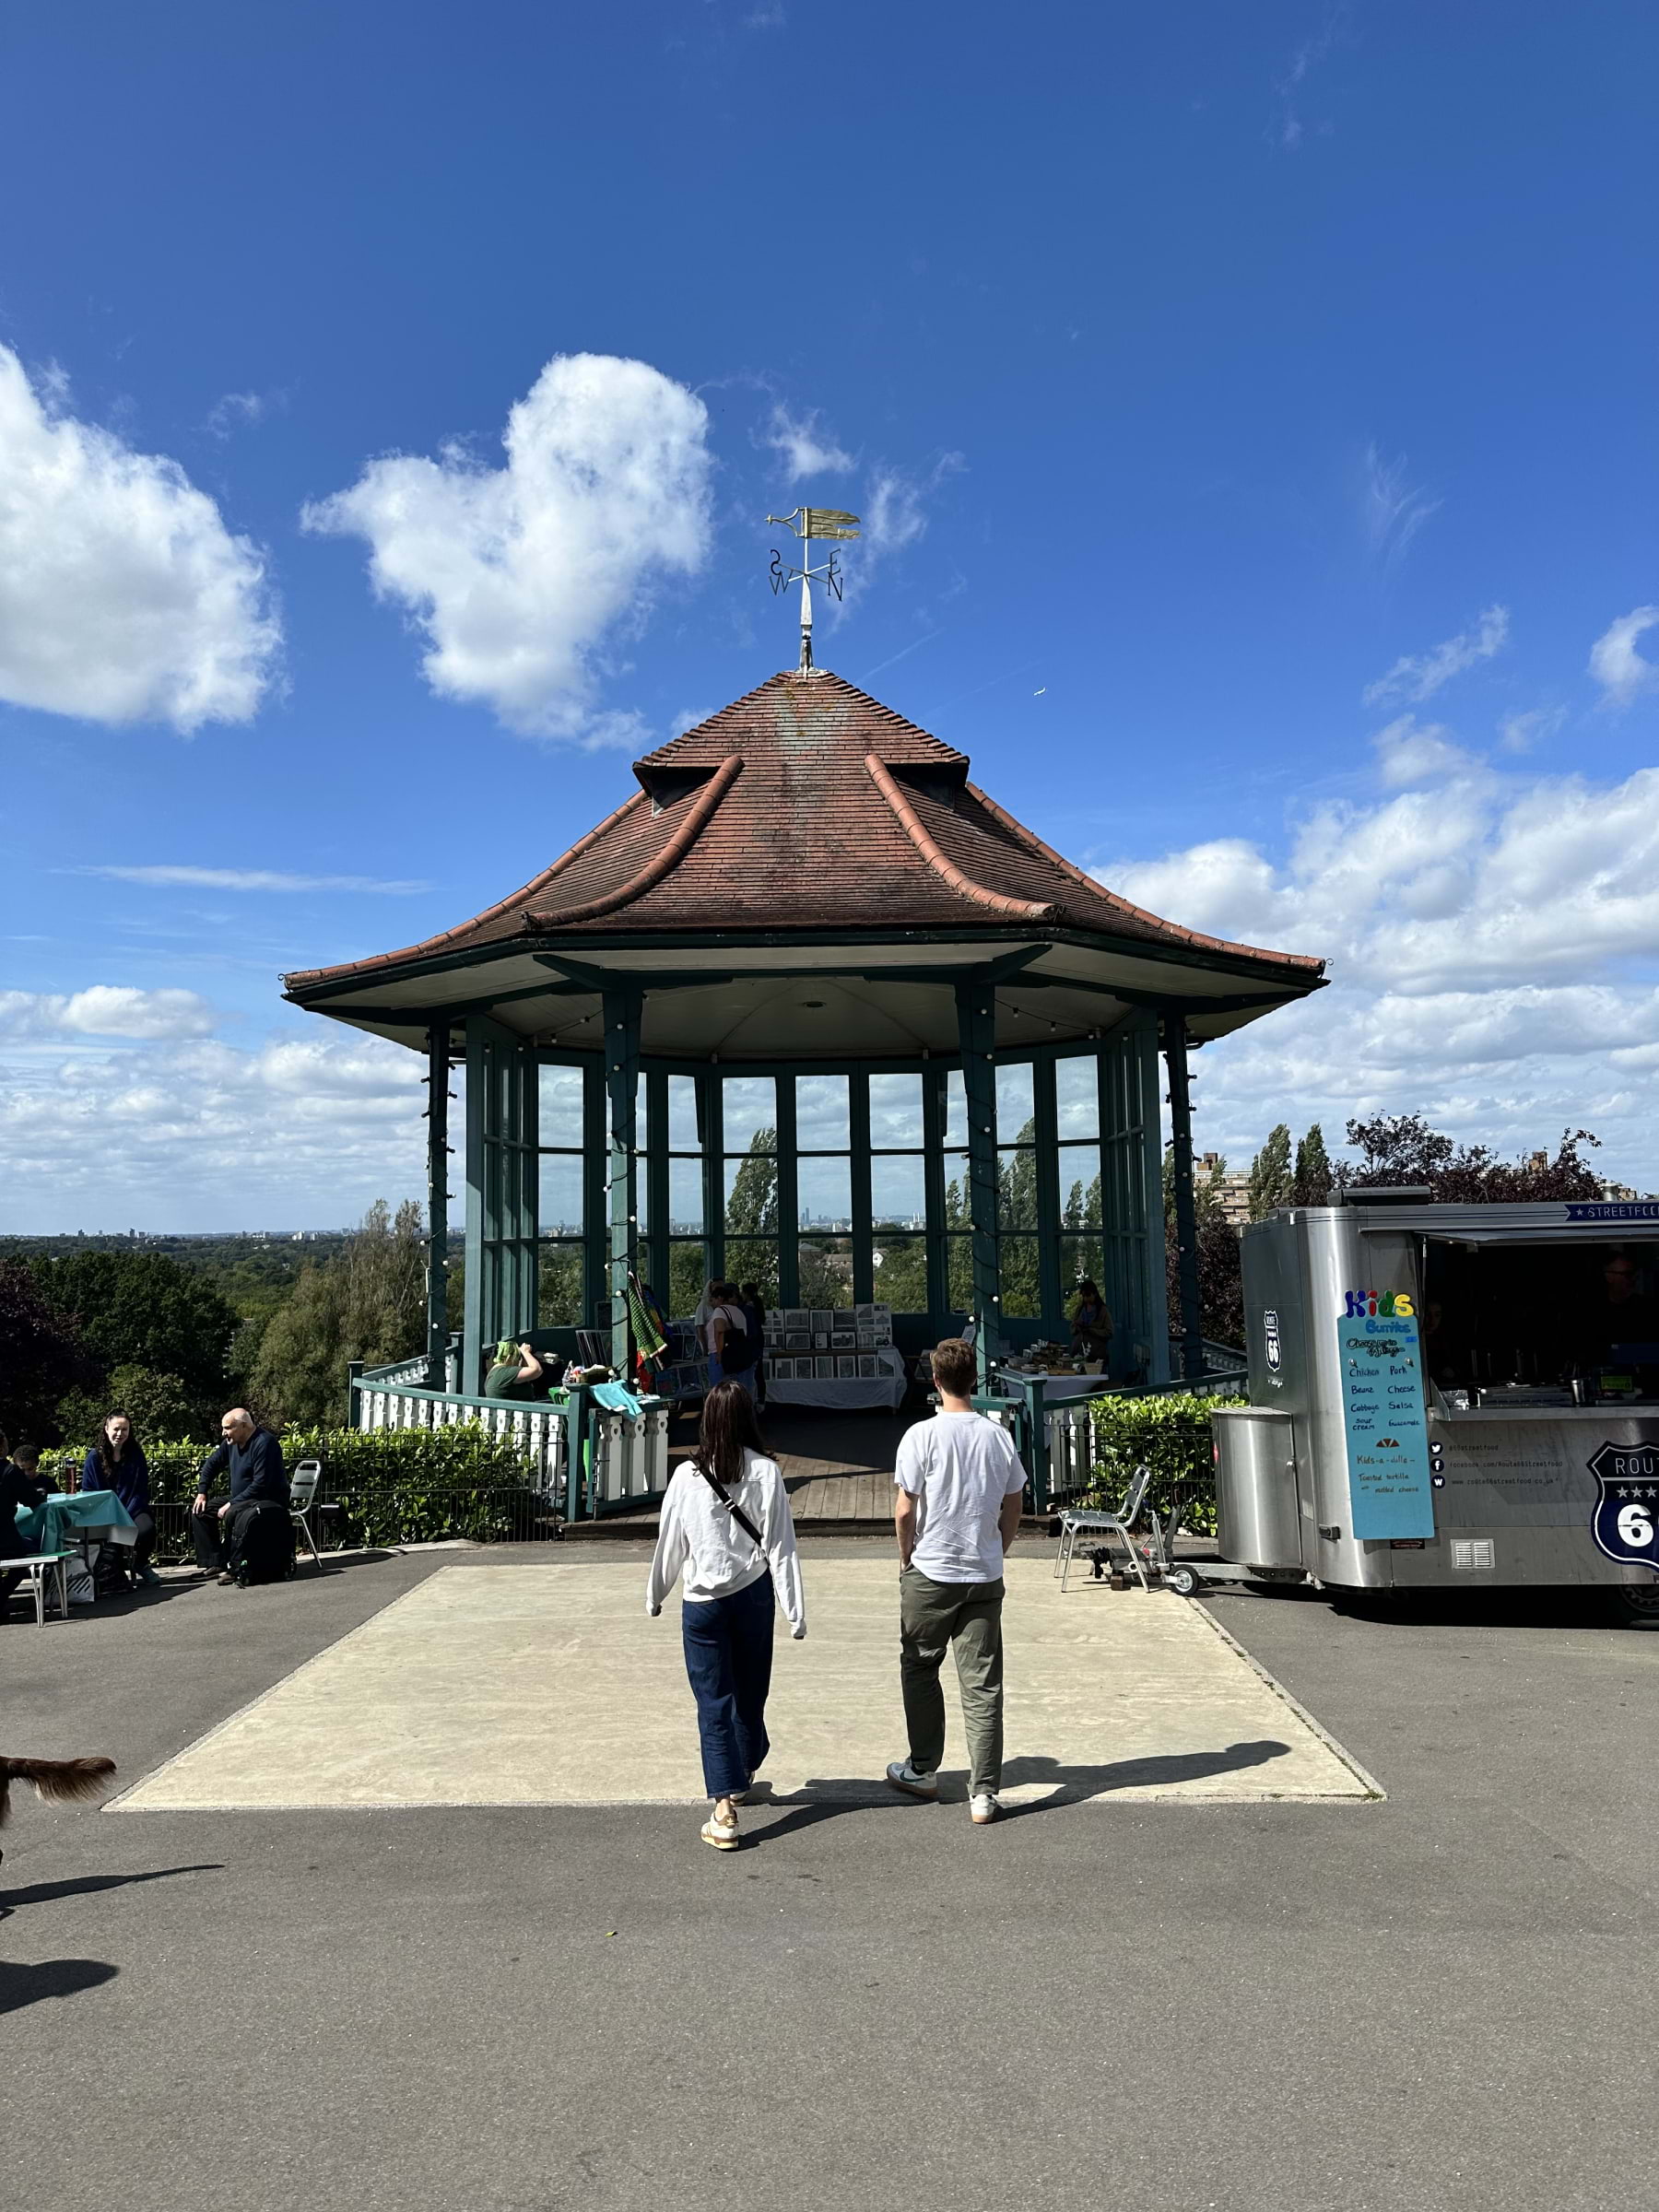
[646,1380,806,1852]
[737,1279,769,1406]
[702,1280,756,1396]
[191,1408,289,1583]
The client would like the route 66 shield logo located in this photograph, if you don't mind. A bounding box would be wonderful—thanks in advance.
[1588,1441,1659,1571]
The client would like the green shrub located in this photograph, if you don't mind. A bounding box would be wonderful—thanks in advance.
[1082,1392,1247,1536]
[55,1419,556,1554]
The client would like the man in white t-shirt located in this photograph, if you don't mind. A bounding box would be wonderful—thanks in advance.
[887,1336,1027,1825]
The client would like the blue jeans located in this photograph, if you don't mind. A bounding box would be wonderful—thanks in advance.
[681,1571,774,1798]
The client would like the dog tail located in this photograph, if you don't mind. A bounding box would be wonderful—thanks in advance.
[0,1756,117,1822]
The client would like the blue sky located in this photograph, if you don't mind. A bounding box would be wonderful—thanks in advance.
[3,1,1657,1229]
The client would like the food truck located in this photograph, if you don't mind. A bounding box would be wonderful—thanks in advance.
[1211,1195,1659,1617]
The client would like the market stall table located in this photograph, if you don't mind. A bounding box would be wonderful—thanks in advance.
[764,1346,908,1412]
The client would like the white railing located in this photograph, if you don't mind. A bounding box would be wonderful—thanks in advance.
[356,1382,571,1498]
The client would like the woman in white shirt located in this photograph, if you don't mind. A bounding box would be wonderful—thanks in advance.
[647,1380,806,1852]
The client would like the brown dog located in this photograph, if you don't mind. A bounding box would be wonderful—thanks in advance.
[0,1757,116,1866]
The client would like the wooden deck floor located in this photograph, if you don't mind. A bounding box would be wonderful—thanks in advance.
[662,1403,922,1525]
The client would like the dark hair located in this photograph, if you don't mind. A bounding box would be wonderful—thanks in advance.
[11,1441,41,1466]
[95,1410,137,1481]
[1075,1278,1101,1302]
[739,1281,760,1304]
[697,1379,768,1488]
[932,1336,977,1395]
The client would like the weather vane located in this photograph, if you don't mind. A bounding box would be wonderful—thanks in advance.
[766,507,860,671]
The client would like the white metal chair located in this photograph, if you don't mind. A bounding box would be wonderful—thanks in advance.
[0,1550,76,1625]
[288,1461,325,1570]
[1055,1464,1155,1594]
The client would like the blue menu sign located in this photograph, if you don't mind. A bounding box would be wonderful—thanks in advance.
[1336,1302,1435,1540]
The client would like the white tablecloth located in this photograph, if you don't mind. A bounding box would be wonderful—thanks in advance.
[766,1346,909,1411]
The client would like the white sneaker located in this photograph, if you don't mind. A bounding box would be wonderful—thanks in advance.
[887,1759,939,1800]
[970,1793,1000,1825]
[700,1807,740,1851]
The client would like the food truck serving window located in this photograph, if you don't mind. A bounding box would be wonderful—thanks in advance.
[1418,1236,1659,1402]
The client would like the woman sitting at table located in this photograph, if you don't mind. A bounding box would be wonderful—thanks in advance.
[80,1410,159,1588]
[0,1434,53,1618]
[1069,1279,1115,1370]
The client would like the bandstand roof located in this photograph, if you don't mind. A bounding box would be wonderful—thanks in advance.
[284,669,1324,1061]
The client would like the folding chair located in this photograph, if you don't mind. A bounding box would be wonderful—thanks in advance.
[1055,1465,1155,1593]
[288,1460,326,1571]
[0,1550,76,1625]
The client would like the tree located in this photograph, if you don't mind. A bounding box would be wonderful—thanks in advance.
[723,1129,779,1239]
[57,1363,205,1449]
[0,1261,96,1442]
[1339,1114,1603,1201]
[1247,1124,1293,1220]
[251,1199,429,1426]
[29,1250,240,1400]
[1292,1124,1334,1205]
[1162,1146,1243,1349]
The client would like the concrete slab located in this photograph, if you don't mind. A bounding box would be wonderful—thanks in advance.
[108,1557,1379,1811]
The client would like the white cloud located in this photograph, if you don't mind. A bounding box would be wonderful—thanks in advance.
[864,454,964,559]
[0,1025,430,1229]
[1588,605,1659,709]
[206,390,277,439]
[76,865,429,894]
[1371,714,1485,791]
[303,352,712,741]
[0,346,281,732]
[1360,442,1439,571]
[1498,703,1565,752]
[1363,605,1509,707]
[762,404,853,479]
[0,987,218,1041]
[1091,757,1659,1187]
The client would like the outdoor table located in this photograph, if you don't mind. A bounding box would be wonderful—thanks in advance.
[15,1490,138,1590]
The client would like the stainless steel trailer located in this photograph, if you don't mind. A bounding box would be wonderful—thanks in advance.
[1209,1199,1659,1616]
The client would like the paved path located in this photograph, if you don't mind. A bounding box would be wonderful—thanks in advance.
[4,1547,1655,2212]
[109,1559,1373,1810]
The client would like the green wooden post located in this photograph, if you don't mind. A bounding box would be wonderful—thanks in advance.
[850,1067,874,1304]
[581,1058,607,1329]
[1032,1051,1063,1335]
[603,986,641,1374]
[425,1025,450,1388]
[954,979,1002,1385]
[923,1061,949,1325]
[775,1071,800,1307]
[1161,1012,1206,1382]
[462,1017,490,1394]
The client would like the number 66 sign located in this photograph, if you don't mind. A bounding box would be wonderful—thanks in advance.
[1589,1442,1659,1571]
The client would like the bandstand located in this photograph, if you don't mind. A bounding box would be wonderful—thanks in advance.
[283,665,1324,1496]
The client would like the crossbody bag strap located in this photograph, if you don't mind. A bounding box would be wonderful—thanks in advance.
[697,1465,766,1553]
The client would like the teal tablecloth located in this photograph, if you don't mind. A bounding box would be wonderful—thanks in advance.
[13,1488,137,1555]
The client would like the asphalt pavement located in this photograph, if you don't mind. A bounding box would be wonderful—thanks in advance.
[4,1544,1654,2212]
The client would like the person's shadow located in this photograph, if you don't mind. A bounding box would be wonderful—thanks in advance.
[0,1957,119,2014]
[736,1741,1292,1844]
[0,1865,222,1923]
[998,1738,1292,1812]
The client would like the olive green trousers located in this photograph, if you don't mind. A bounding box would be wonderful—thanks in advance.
[899,1566,1006,1796]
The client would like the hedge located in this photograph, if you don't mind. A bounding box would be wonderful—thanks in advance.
[49,1421,555,1554]
[1080,1391,1247,1536]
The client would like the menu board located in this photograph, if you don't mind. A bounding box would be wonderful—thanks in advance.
[1337,1307,1435,1540]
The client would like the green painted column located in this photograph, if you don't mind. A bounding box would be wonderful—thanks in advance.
[462,1016,490,1394]
[603,986,641,1373]
[1161,1012,1206,1382]
[954,979,1002,1383]
[425,1024,451,1388]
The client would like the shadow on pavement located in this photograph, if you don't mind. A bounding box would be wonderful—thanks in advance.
[998,1737,1293,1811]
[0,1957,119,2014]
[0,1864,223,1921]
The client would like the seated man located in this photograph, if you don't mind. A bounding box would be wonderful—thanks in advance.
[191,1407,288,1583]
[483,1340,549,1400]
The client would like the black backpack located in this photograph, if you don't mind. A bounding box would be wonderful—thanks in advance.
[716,1305,758,1373]
[227,1498,296,1586]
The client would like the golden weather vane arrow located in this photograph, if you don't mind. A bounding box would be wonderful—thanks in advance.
[766,507,861,671]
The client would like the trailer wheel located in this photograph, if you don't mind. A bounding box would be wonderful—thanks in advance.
[1616,1582,1659,1623]
[1166,1564,1201,1597]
